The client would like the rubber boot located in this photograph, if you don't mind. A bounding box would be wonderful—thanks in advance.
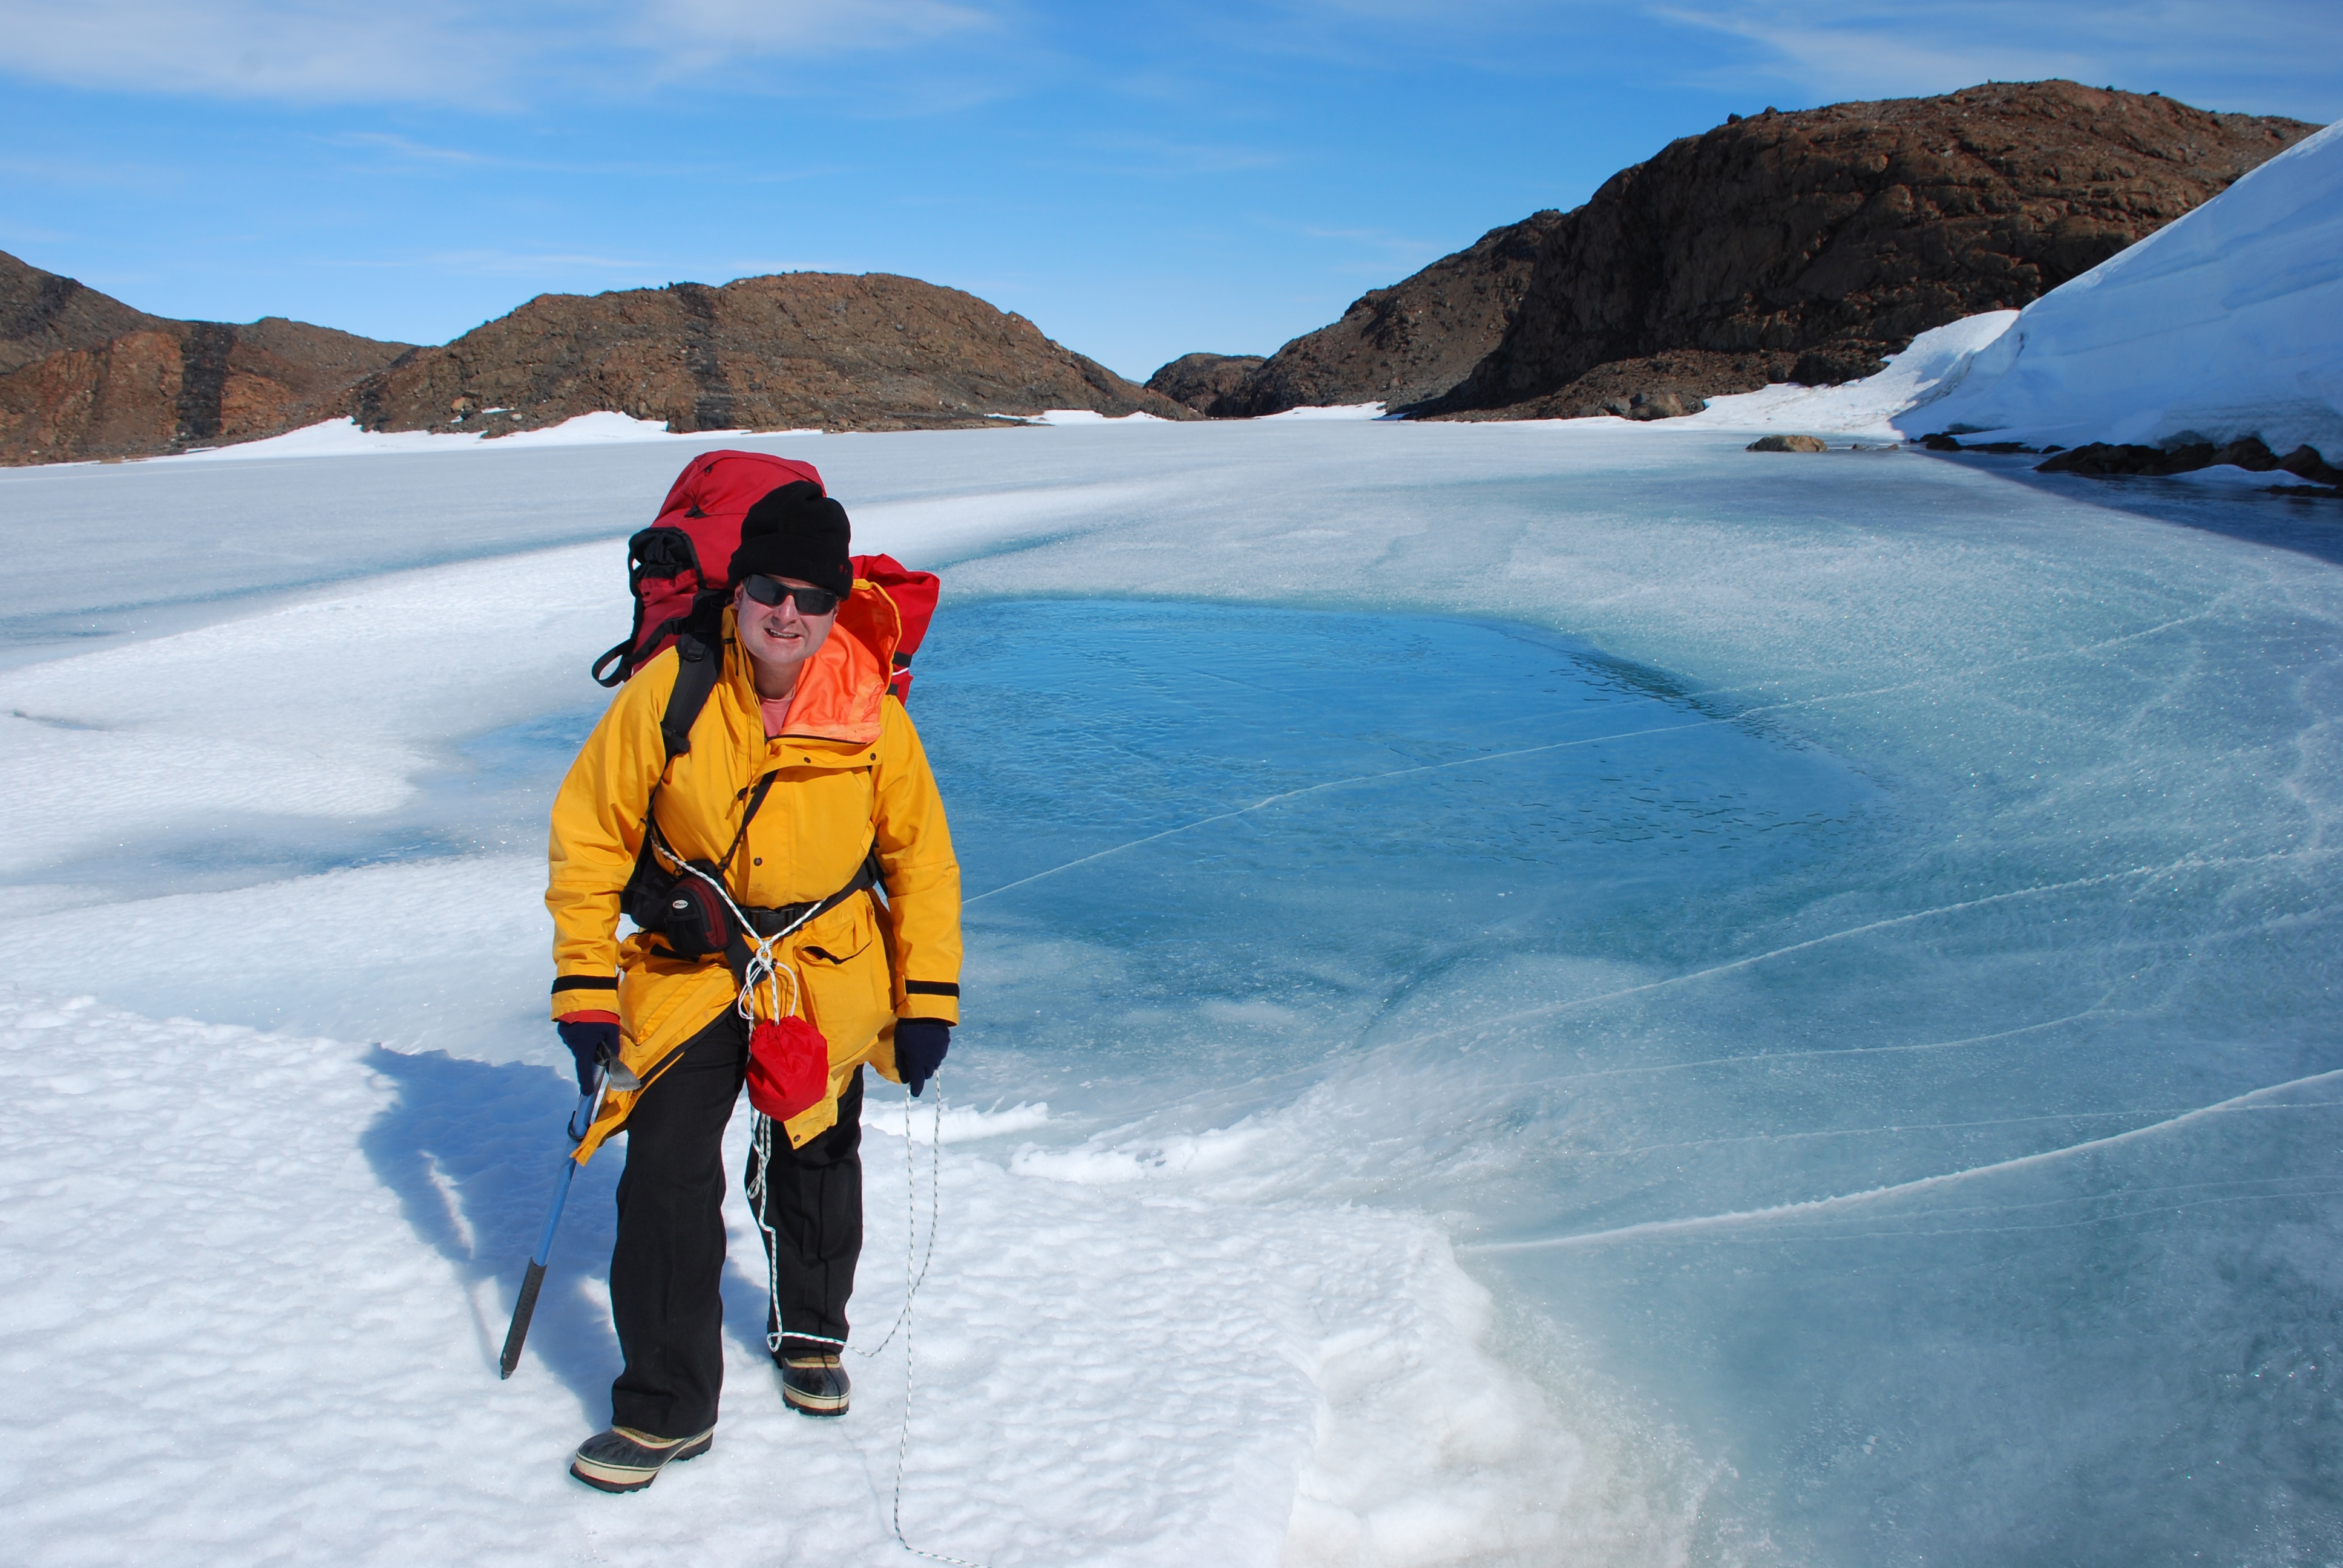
[779,1353,850,1417]
[569,1426,715,1492]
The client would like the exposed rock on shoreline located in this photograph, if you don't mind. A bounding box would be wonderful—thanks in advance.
[2036,437,2341,486]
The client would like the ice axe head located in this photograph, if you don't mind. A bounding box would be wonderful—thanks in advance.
[598,1045,643,1094]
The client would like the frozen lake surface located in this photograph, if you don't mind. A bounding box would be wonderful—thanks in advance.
[2,419,2339,1565]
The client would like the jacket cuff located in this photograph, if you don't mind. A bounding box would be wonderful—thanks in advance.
[551,973,620,1023]
[899,978,960,1027]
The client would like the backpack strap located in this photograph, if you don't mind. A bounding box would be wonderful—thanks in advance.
[590,635,636,688]
[660,631,724,765]
[617,629,726,932]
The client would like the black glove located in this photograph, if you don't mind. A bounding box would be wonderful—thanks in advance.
[557,1019,620,1094]
[894,1019,951,1097]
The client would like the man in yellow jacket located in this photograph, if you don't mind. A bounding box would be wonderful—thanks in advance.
[544,481,962,1493]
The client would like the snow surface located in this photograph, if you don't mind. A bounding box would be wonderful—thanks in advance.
[1017,410,1170,426]
[5,414,2342,1564]
[1260,403,1390,421]
[1683,310,2022,440]
[172,411,790,463]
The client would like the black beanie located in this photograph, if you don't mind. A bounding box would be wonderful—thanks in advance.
[730,481,853,599]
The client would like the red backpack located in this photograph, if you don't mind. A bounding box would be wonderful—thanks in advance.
[591,449,940,705]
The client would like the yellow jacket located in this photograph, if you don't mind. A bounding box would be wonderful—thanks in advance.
[546,587,962,1156]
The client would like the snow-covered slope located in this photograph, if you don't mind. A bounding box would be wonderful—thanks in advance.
[1910,117,2342,452]
[1682,311,2020,440]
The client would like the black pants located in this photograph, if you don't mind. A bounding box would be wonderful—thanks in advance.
[607,1009,865,1438]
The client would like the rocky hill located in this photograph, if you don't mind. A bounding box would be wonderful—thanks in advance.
[0,252,413,463]
[0,260,1191,464]
[1181,82,2318,422]
[351,273,1192,438]
[1187,212,1565,418]
[1,253,159,375]
[1144,352,1266,414]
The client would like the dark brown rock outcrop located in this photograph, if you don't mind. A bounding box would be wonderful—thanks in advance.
[352,273,1193,437]
[2037,437,2340,485]
[1145,352,1267,414]
[1208,212,1564,417]
[0,250,160,375]
[1426,82,2316,420]
[0,251,414,464]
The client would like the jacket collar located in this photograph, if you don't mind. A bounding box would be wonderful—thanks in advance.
[723,580,899,748]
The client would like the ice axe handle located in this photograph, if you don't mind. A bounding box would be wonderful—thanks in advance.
[497,1072,608,1380]
[498,1257,550,1380]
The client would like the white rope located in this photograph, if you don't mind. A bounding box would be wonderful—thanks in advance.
[657,834,974,1560]
[745,1075,940,1358]
[859,1076,942,1357]
[745,1077,973,1564]
[886,1079,985,1568]
[652,831,816,1034]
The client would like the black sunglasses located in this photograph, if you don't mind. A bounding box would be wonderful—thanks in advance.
[740,576,842,616]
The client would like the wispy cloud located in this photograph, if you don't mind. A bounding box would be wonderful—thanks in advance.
[0,223,76,248]
[1295,221,1446,267]
[318,248,851,286]
[1647,1,2343,116]
[1182,0,2341,114]
[1040,132,1288,179]
[638,0,997,77]
[0,0,1012,107]
[0,2,528,106]
[0,151,184,190]
[323,248,670,277]
[3,0,2334,119]
[321,132,490,165]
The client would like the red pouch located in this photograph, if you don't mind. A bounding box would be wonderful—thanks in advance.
[747,1016,830,1122]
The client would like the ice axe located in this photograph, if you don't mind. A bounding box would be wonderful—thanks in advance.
[497,1048,641,1380]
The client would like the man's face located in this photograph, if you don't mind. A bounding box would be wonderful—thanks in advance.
[734,575,839,684]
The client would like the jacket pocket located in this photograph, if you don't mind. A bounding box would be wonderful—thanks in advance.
[794,894,892,1063]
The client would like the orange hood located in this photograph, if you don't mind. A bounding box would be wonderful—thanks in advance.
[724,578,903,746]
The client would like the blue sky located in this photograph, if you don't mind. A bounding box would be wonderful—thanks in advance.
[2,1,2336,381]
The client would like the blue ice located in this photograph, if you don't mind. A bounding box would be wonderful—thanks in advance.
[926,590,2343,1563]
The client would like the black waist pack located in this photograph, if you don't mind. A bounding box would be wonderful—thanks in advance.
[624,837,883,965]
[626,854,736,961]
[623,766,781,961]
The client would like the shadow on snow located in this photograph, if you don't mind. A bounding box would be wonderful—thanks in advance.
[359,1045,790,1426]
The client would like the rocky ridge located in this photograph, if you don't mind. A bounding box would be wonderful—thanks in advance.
[0,260,1191,464]
[1191,212,1564,418]
[350,272,1191,439]
[0,252,413,463]
[1144,352,1267,414]
[1168,82,2317,422]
